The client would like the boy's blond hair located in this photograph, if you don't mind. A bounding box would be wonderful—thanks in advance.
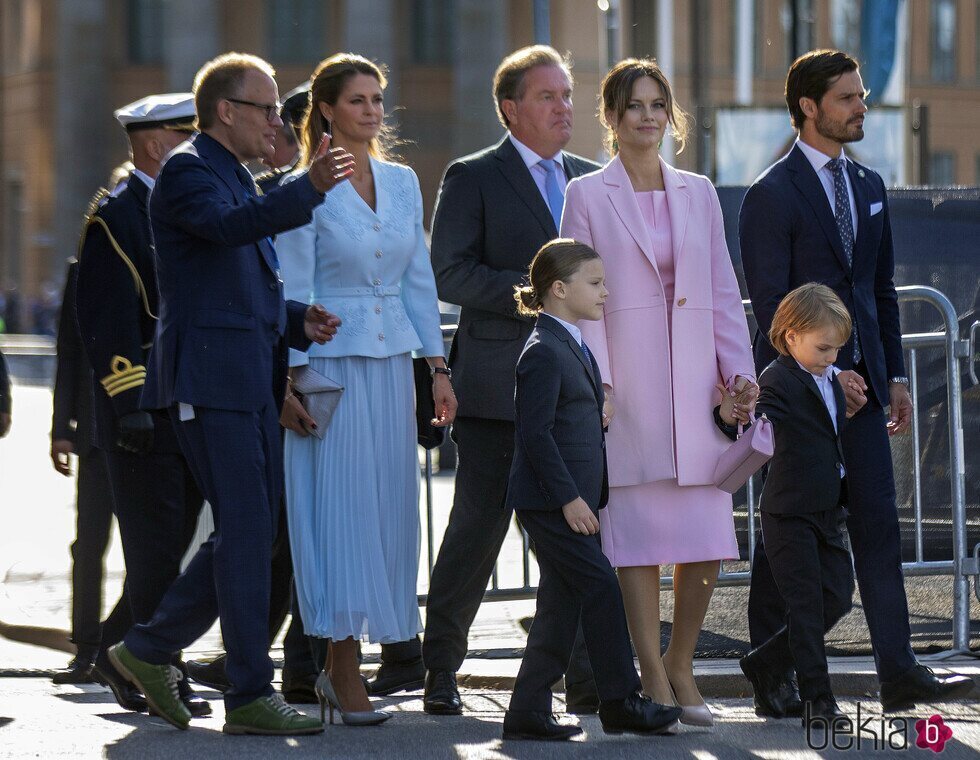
[769,283,852,356]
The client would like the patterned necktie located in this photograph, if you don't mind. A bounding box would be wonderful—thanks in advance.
[538,159,565,231]
[827,158,861,364]
[826,158,854,267]
[235,164,280,270]
[580,339,594,373]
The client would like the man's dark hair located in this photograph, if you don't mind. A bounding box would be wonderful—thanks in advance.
[785,49,859,130]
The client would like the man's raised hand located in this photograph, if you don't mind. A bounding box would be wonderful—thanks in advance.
[307,133,355,194]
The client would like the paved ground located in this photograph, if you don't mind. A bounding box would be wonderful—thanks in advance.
[1,677,979,759]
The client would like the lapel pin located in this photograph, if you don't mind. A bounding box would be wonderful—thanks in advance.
[858,169,865,178]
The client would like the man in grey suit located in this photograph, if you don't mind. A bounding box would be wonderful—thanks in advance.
[423,45,601,715]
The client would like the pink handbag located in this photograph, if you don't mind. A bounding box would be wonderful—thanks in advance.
[713,412,774,494]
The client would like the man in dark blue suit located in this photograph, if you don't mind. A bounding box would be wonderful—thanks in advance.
[107,53,353,736]
[739,49,973,716]
[75,94,211,717]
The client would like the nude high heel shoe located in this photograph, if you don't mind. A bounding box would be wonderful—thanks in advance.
[668,679,714,728]
[315,672,391,726]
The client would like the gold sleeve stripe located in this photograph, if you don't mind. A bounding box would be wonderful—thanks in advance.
[80,216,158,320]
[101,355,147,397]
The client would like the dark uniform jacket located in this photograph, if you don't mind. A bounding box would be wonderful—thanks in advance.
[75,175,179,452]
[505,314,608,512]
[52,260,97,455]
[430,137,599,422]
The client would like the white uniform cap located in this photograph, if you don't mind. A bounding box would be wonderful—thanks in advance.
[114,93,196,131]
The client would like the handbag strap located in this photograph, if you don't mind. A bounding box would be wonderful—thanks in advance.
[736,410,758,438]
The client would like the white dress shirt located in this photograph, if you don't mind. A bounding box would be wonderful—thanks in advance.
[543,312,583,347]
[130,168,155,191]
[509,133,567,207]
[795,138,858,237]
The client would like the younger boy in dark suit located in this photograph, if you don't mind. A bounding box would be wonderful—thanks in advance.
[720,284,861,726]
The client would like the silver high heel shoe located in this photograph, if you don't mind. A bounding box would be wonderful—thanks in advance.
[314,672,391,726]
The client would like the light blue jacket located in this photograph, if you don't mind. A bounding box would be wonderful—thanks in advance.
[277,157,444,366]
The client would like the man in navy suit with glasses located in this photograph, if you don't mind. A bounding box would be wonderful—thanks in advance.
[106,52,355,736]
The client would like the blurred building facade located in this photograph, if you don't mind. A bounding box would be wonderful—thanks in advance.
[1,0,978,323]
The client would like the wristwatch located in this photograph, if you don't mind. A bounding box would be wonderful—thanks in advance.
[889,376,910,387]
[431,366,452,378]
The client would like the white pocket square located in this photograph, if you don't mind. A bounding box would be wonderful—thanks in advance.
[870,201,883,216]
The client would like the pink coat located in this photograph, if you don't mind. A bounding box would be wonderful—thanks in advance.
[560,155,754,488]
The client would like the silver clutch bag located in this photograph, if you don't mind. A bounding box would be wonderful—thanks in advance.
[290,364,344,440]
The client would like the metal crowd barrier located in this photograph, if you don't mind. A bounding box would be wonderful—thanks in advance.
[421,285,975,655]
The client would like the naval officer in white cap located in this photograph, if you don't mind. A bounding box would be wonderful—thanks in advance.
[74,92,212,720]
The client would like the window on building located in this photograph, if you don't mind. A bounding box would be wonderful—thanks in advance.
[929,151,955,185]
[128,0,165,64]
[631,0,657,58]
[830,0,861,60]
[267,0,325,65]
[411,0,455,66]
[785,0,816,66]
[728,0,765,76]
[930,0,956,82]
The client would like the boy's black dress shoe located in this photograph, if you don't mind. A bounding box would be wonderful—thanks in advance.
[598,691,682,735]
[740,654,799,718]
[565,679,600,715]
[502,710,583,741]
[185,655,231,693]
[423,670,463,715]
[93,662,148,713]
[367,657,426,696]
[52,655,98,685]
[802,695,847,727]
[880,664,975,713]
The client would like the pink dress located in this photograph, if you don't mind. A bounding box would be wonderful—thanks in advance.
[598,190,738,567]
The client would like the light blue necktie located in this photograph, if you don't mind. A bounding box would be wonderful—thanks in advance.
[539,159,565,231]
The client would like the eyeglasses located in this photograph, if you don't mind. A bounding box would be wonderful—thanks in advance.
[226,98,282,123]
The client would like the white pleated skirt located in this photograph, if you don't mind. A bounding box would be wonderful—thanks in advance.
[285,353,422,643]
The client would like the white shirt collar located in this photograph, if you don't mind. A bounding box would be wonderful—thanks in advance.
[543,312,582,346]
[795,137,846,174]
[796,359,834,383]
[130,168,155,191]
[509,133,564,172]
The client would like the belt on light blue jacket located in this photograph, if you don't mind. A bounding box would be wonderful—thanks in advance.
[314,285,402,298]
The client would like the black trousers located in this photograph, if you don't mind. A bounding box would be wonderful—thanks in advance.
[423,417,594,686]
[70,450,115,658]
[97,448,204,668]
[510,508,639,712]
[755,506,854,700]
[748,398,916,683]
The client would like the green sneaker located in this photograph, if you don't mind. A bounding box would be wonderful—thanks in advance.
[223,694,324,735]
[108,642,190,730]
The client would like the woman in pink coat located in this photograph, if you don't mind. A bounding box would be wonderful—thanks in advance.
[560,59,758,728]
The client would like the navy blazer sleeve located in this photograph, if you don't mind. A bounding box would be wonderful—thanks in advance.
[285,300,311,352]
[873,186,905,378]
[514,341,581,508]
[738,183,795,345]
[430,161,528,317]
[0,347,10,415]
[52,262,82,440]
[156,153,325,247]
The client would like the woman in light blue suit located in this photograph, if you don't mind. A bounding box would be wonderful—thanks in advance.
[276,54,457,725]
